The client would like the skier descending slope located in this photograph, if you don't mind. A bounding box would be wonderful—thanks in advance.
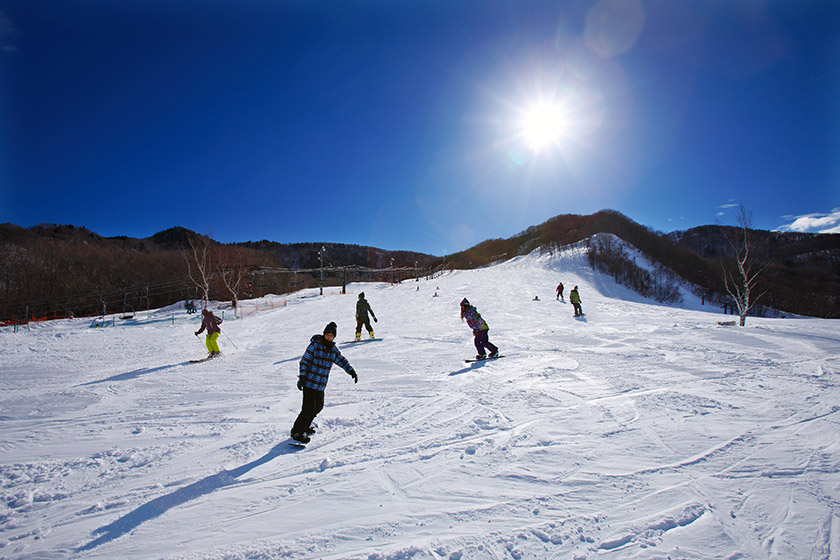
[194,308,223,358]
[460,298,499,361]
[291,322,358,444]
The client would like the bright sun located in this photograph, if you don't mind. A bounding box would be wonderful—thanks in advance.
[521,103,566,152]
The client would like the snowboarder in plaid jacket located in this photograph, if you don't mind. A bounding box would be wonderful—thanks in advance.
[291,322,357,443]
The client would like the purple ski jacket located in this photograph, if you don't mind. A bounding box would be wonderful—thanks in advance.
[196,312,222,335]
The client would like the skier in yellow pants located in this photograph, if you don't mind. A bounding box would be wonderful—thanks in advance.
[195,308,223,357]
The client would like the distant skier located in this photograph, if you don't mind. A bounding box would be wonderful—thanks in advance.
[195,308,223,357]
[460,298,499,360]
[355,292,377,340]
[570,286,584,317]
[556,282,564,301]
[291,322,358,443]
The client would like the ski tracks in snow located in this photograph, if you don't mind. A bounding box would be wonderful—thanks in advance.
[4,253,840,560]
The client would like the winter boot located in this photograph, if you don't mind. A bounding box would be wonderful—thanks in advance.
[369,330,375,339]
[291,431,311,444]
[355,332,361,341]
[475,353,486,360]
[488,350,499,359]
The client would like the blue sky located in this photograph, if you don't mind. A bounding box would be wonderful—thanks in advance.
[2,1,838,255]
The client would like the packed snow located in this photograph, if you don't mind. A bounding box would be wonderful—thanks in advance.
[1,245,839,560]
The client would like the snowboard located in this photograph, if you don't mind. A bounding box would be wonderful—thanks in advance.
[342,338,382,344]
[465,355,504,363]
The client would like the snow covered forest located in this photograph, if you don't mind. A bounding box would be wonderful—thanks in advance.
[2,244,839,560]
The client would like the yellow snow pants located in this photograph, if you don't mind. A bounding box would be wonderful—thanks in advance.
[205,332,220,353]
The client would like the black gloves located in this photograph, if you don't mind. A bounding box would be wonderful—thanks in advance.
[297,376,304,391]
[349,371,358,383]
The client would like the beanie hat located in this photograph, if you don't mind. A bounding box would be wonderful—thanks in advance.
[460,298,470,307]
[359,292,365,299]
[323,322,337,336]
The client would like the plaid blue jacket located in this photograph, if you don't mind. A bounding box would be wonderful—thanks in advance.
[299,335,356,391]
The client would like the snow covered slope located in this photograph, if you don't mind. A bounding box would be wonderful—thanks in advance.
[1,248,839,560]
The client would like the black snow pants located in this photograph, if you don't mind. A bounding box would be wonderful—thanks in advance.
[291,387,324,436]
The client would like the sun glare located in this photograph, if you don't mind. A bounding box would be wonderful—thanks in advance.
[521,103,566,152]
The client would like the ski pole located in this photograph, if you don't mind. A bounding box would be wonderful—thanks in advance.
[223,331,239,350]
[194,332,207,350]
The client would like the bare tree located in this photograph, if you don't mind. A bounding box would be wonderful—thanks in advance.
[720,204,770,326]
[184,233,216,309]
[219,245,252,315]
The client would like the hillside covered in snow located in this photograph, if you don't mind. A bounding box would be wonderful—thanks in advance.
[1,247,839,559]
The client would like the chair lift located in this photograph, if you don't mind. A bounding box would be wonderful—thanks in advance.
[120,292,135,320]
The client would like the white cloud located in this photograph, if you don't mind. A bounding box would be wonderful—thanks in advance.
[777,209,840,234]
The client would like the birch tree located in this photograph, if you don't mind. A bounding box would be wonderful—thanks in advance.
[219,245,251,316]
[184,233,216,309]
[720,204,770,326]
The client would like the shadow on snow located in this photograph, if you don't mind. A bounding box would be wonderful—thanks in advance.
[449,361,488,376]
[75,362,195,386]
[77,441,299,552]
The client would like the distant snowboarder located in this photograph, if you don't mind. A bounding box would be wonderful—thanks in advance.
[556,283,564,301]
[194,308,223,357]
[460,298,499,360]
[570,286,584,317]
[355,292,377,341]
[291,322,358,444]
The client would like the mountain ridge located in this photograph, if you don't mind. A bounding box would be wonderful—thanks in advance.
[445,210,840,318]
[1,210,838,320]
